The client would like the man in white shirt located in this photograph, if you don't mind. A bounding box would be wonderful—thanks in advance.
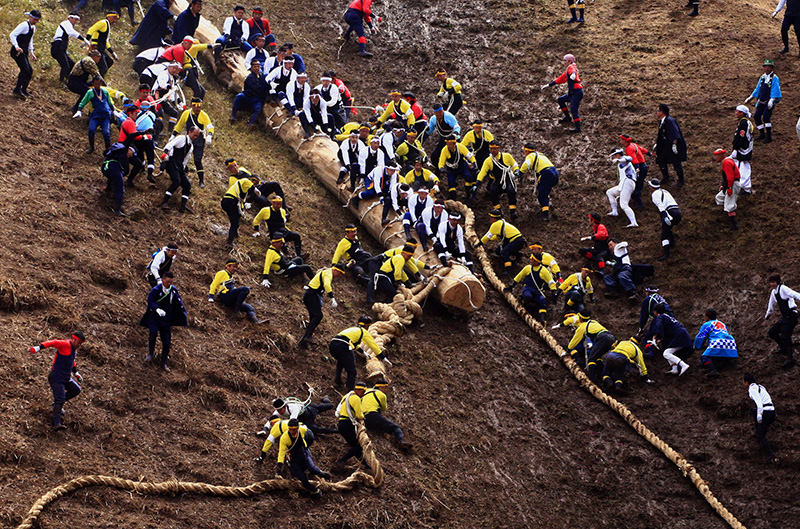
[765,273,800,368]
[606,149,638,228]
[51,12,89,83]
[159,127,201,213]
[647,179,681,261]
[743,373,777,462]
[214,5,252,56]
[9,9,41,98]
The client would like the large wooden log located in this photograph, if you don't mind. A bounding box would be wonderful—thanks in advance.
[170,0,485,312]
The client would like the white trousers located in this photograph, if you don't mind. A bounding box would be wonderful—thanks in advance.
[606,178,637,225]
[735,160,751,192]
[715,181,741,213]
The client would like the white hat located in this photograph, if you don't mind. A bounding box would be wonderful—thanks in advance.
[735,104,751,117]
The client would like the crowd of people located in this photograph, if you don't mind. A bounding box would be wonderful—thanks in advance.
[14,0,790,499]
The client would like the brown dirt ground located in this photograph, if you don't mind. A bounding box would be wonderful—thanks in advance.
[0,0,798,528]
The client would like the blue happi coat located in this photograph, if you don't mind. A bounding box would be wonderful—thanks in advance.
[693,319,738,359]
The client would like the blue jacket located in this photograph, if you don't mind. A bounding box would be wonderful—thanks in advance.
[693,320,737,358]
[647,313,691,349]
[139,284,188,328]
[172,7,200,44]
[751,73,782,102]
[130,0,175,48]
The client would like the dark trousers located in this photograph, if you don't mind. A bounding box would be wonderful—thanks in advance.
[49,372,81,426]
[271,228,302,255]
[148,322,172,367]
[631,163,648,206]
[365,412,404,441]
[221,197,241,243]
[289,449,323,492]
[781,15,800,49]
[106,165,125,210]
[752,409,776,458]
[344,8,366,39]
[537,167,559,210]
[232,93,265,124]
[373,271,398,302]
[658,160,684,185]
[486,180,517,208]
[67,75,90,111]
[10,48,32,94]
[496,236,526,267]
[754,102,774,128]
[578,246,608,271]
[302,289,323,341]
[184,68,205,100]
[586,332,617,381]
[50,41,74,83]
[166,163,191,197]
[330,339,356,390]
[133,137,155,173]
[521,286,547,316]
[337,419,363,462]
[98,52,113,77]
[768,313,797,359]
[604,265,635,294]
[660,207,682,247]
[252,182,288,208]
[278,258,313,280]
[445,94,463,115]
[444,161,474,199]
[218,286,255,316]
[298,403,338,434]
[191,136,206,184]
[602,351,629,389]
[562,289,585,316]
[557,88,583,122]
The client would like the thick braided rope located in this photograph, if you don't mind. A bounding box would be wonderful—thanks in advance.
[16,430,382,529]
[448,202,746,529]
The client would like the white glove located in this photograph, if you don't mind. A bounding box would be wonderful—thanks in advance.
[156,308,166,317]
[540,84,550,91]
[436,92,445,100]
[671,144,678,155]
[261,279,272,288]
[551,323,561,330]
[580,236,592,241]
[244,203,252,210]
[664,215,672,227]
[757,414,763,424]
[294,109,302,116]
[330,298,338,309]
[382,357,393,367]
[112,51,120,61]
[206,136,213,146]
[72,110,82,118]
[652,143,657,152]
[744,96,753,104]
[74,371,83,383]
[432,184,440,194]
[768,98,775,109]
[252,231,261,237]
[30,345,41,353]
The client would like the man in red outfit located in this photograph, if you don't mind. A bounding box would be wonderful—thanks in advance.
[29,331,87,431]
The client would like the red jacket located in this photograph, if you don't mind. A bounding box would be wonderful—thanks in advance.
[118,118,139,144]
[721,157,740,194]
[349,0,373,22]
[624,142,649,164]
[246,17,271,37]
[592,222,609,241]
[553,64,583,90]
[160,43,186,64]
